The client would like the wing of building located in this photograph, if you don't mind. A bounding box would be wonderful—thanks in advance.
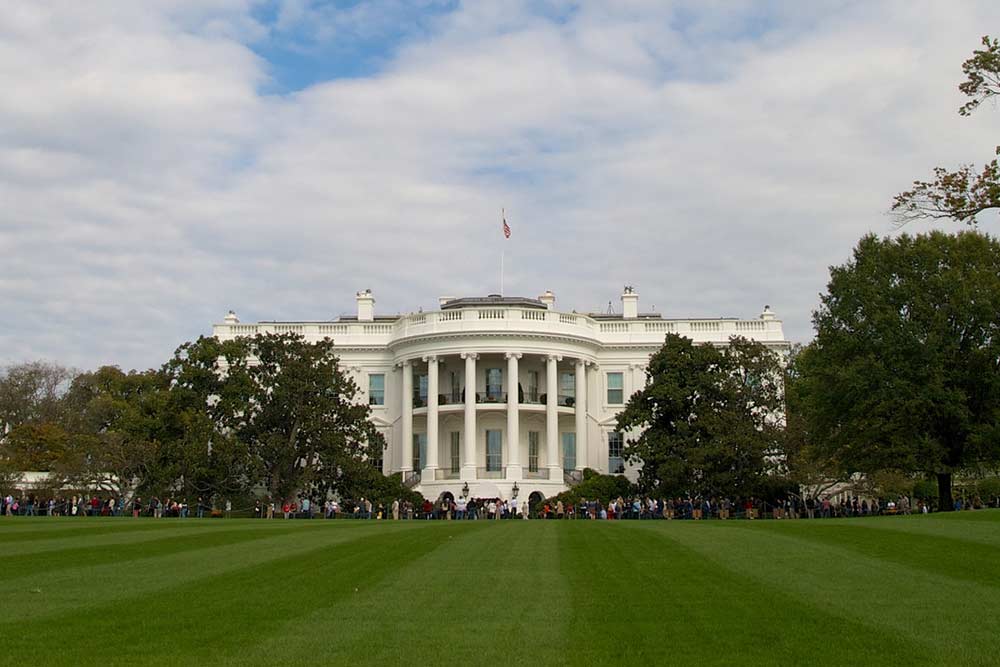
[213,288,789,503]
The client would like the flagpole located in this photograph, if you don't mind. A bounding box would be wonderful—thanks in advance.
[500,208,505,296]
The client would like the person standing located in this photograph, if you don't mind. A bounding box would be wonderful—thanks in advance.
[225,498,232,518]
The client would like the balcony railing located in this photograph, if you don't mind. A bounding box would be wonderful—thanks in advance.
[557,394,575,407]
[434,469,461,480]
[475,392,506,404]
[524,469,550,480]
[477,467,506,479]
[402,471,421,488]
[216,307,786,346]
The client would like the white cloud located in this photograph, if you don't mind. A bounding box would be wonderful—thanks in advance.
[1,0,998,369]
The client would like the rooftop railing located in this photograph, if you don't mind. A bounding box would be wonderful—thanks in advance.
[215,307,786,344]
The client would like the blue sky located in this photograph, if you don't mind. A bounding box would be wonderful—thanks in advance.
[249,0,461,91]
[1,0,998,370]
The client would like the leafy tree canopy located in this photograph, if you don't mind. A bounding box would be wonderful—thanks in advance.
[793,231,1000,509]
[892,36,1000,225]
[615,334,785,499]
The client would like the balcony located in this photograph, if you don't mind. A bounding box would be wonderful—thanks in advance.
[522,389,542,405]
[475,391,507,404]
[438,392,464,405]
[477,467,506,479]
[523,469,550,480]
[434,469,461,480]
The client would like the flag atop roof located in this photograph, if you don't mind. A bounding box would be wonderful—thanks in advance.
[502,209,511,239]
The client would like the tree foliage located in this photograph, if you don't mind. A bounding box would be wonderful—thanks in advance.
[0,361,74,431]
[793,231,1000,510]
[165,333,385,501]
[892,36,1000,225]
[545,468,637,509]
[615,334,785,499]
[1,333,388,503]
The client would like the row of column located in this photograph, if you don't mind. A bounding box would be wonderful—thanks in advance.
[398,353,589,481]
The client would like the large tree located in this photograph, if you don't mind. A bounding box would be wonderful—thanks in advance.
[892,36,1000,225]
[615,334,785,499]
[0,361,75,431]
[61,366,178,500]
[795,231,1000,510]
[166,333,384,501]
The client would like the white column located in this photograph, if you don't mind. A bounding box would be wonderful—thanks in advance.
[424,355,439,477]
[462,352,478,481]
[401,360,413,473]
[506,352,522,479]
[546,354,561,481]
[575,359,587,472]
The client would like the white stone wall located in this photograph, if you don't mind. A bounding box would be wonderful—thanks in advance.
[213,294,789,499]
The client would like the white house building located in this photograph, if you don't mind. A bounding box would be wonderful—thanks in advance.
[212,288,789,504]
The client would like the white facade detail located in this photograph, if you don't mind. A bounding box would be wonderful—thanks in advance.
[213,289,789,502]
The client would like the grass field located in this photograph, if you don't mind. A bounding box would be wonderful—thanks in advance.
[1,512,998,666]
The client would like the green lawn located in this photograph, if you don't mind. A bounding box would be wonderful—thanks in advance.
[1,512,998,666]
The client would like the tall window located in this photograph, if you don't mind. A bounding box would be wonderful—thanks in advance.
[485,368,503,400]
[527,370,540,402]
[562,432,576,472]
[608,432,625,474]
[368,373,385,405]
[486,430,502,471]
[559,371,575,406]
[412,433,426,471]
[450,432,460,473]
[528,431,539,472]
[414,372,428,407]
[607,372,624,404]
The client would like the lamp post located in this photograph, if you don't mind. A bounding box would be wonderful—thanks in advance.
[462,482,470,499]
[511,482,519,499]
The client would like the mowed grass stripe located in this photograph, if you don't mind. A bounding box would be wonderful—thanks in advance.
[842,513,1000,548]
[0,525,311,584]
[649,518,1000,663]
[729,520,1000,588]
[0,518,217,546]
[1,524,456,666]
[560,522,930,665]
[0,521,418,624]
[241,520,570,666]
[1,521,261,558]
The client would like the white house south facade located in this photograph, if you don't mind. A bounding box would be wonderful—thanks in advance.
[212,288,789,503]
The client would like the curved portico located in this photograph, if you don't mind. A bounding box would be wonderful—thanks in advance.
[397,344,592,499]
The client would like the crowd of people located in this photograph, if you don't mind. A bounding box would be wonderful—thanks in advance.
[1,494,221,518]
[3,491,995,519]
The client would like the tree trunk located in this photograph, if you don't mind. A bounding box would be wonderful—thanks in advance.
[937,472,954,512]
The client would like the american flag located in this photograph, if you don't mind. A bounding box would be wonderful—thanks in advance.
[502,210,511,239]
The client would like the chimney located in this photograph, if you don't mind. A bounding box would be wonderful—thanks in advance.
[621,285,638,319]
[538,290,556,309]
[356,289,375,321]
